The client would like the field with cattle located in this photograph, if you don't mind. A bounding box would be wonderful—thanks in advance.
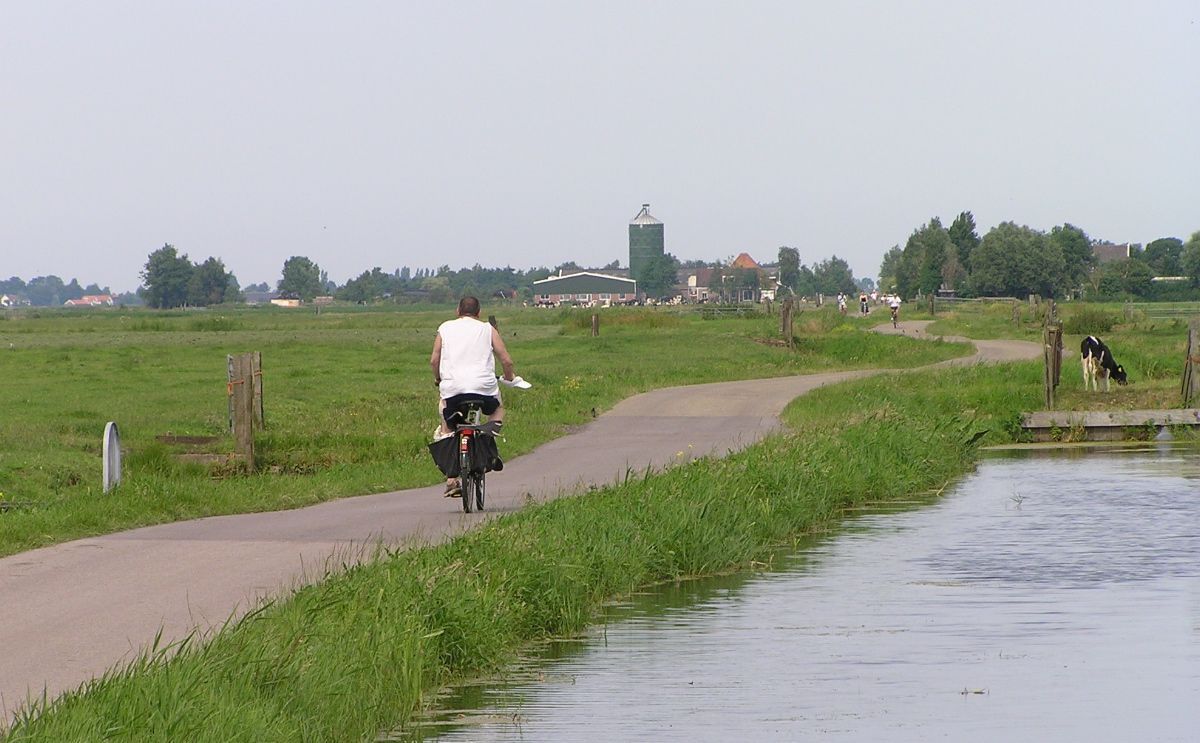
[925,299,1193,410]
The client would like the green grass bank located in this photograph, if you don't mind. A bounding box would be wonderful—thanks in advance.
[3,359,1041,741]
[0,305,966,556]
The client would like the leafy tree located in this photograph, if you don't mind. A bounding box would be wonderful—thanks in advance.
[793,264,816,298]
[242,281,270,293]
[969,222,1064,298]
[897,218,950,298]
[636,253,681,297]
[1048,224,1093,294]
[187,257,234,306]
[1143,237,1183,276]
[813,255,855,295]
[277,256,323,300]
[0,276,27,295]
[140,245,194,308]
[777,246,800,292]
[918,220,953,294]
[26,275,67,306]
[947,211,980,271]
[337,267,391,303]
[223,274,242,304]
[1180,232,1200,286]
[1097,258,1154,298]
[421,275,452,304]
[941,251,967,292]
[878,245,902,291]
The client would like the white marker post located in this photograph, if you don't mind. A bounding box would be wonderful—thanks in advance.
[103,421,121,493]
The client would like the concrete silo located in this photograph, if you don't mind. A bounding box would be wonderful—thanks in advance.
[628,203,664,280]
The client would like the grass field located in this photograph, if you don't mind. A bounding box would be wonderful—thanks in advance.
[0,304,968,556]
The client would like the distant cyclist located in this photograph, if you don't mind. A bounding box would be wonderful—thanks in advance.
[430,296,516,496]
[889,295,901,328]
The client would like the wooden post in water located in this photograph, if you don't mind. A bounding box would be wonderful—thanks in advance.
[230,353,255,470]
[1182,320,1200,407]
[591,314,600,337]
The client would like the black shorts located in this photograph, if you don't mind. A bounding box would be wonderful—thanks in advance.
[442,393,500,426]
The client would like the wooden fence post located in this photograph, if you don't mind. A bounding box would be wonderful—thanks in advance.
[251,351,265,429]
[231,353,255,470]
[781,298,794,349]
[226,354,236,433]
[1012,301,1021,327]
[591,314,600,337]
[1183,320,1200,407]
[1043,323,1063,409]
[229,352,265,432]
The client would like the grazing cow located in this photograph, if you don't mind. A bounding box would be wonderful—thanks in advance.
[1080,335,1128,391]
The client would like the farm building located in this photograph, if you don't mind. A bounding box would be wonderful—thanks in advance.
[63,294,114,307]
[532,272,637,306]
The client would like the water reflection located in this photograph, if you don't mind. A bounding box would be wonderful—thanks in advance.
[394,449,1200,742]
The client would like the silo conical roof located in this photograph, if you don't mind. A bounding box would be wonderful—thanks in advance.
[630,203,661,225]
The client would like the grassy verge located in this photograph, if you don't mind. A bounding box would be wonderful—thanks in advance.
[3,360,1040,741]
[0,305,968,556]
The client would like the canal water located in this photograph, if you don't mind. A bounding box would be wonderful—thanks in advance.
[395,448,1200,742]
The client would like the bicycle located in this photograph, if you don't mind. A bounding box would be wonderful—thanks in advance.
[454,401,490,513]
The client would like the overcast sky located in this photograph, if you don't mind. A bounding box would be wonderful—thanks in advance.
[3,1,1198,292]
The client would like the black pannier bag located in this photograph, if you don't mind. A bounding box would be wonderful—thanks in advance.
[427,433,502,478]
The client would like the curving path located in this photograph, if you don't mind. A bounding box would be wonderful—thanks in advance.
[0,322,1039,717]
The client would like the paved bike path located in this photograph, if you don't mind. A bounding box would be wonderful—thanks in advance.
[0,322,1039,716]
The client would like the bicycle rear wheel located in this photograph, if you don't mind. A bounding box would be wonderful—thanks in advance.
[474,473,485,511]
[460,473,474,513]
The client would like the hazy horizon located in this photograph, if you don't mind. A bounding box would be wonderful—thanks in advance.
[3,2,1197,293]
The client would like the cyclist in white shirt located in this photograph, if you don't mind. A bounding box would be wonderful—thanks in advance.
[430,296,516,495]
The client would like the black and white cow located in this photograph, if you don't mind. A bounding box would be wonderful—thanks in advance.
[1080,335,1128,392]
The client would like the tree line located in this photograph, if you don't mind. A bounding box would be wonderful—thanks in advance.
[0,275,138,306]
[878,212,1200,301]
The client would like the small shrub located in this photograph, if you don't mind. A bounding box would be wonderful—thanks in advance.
[1064,306,1118,335]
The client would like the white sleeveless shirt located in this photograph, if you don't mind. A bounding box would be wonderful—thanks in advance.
[437,317,499,398]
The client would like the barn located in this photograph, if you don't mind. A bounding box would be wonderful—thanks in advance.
[532,272,638,306]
